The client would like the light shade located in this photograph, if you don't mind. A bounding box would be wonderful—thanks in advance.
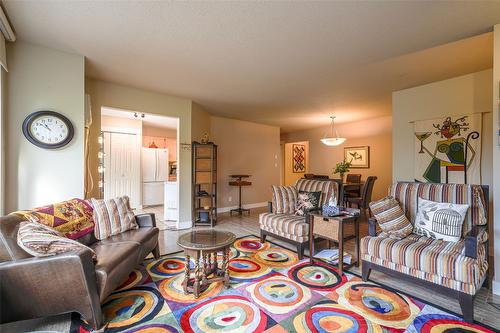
[320,137,346,146]
[321,116,346,146]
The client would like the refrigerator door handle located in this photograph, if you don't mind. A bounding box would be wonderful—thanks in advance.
[155,150,158,181]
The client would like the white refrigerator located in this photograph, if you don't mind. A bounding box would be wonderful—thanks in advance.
[142,148,168,206]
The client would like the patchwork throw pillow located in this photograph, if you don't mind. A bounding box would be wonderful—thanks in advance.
[414,198,469,242]
[295,191,321,216]
[369,196,413,239]
[12,198,95,240]
[271,185,298,214]
[17,222,96,259]
[91,196,138,240]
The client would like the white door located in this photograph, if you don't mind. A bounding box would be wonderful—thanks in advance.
[142,148,157,182]
[156,149,169,181]
[103,132,141,208]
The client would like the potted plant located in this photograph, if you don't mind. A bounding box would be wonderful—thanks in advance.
[333,159,351,182]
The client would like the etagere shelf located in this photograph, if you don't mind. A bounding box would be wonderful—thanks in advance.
[192,141,217,227]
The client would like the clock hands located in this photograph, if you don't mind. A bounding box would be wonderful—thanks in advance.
[43,123,52,132]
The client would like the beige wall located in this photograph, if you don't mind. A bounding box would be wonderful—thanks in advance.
[5,42,85,212]
[85,79,193,227]
[191,102,211,142]
[210,116,281,210]
[492,25,500,295]
[284,141,309,186]
[282,116,392,201]
[142,125,176,138]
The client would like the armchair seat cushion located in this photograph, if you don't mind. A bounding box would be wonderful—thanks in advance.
[91,241,142,302]
[361,234,487,294]
[259,212,308,243]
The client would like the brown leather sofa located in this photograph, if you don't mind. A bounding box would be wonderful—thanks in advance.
[0,212,160,330]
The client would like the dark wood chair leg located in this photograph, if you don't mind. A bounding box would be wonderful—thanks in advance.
[361,261,371,281]
[260,230,267,243]
[458,292,474,323]
[152,245,160,260]
[297,242,304,260]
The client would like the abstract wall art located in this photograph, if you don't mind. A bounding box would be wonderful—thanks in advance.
[292,144,306,173]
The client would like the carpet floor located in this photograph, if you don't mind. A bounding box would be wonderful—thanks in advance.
[71,235,495,333]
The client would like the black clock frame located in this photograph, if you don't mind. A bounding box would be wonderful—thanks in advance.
[22,110,74,149]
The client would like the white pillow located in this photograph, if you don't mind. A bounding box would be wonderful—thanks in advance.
[414,198,469,242]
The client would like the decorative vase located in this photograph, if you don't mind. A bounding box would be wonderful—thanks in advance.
[340,173,345,183]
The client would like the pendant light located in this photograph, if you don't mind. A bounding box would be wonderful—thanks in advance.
[321,116,346,146]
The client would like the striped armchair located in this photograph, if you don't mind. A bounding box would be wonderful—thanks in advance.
[361,182,489,323]
[259,179,341,259]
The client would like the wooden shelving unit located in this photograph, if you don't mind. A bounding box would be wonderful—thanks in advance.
[192,141,217,227]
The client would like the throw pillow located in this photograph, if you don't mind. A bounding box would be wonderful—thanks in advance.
[295,191,321,216]
[12,198,95,240]
[369,196,413,239]
[91,196,138,240]
[414,198,469,242]
[17,222,96,259]
[271,185,298,214]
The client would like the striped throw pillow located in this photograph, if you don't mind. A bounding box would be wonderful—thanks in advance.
[17,222,96,259]
[271,185,298,214]
[369,196,413,239]
[91,196,138,240]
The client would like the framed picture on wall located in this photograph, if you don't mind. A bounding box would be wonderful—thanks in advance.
[344,146,370,168]
[292,144,306,173]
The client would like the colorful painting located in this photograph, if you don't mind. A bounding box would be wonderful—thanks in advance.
[344,146,370,168]
[414,114,482,184]
[292,144,306,173]
[70,236,496,333]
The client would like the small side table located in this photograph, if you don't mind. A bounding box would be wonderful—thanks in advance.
[177,230,236,298]
[229,174,252,216]
[308,211,360,276]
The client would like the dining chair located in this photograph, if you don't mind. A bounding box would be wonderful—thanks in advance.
[346,176,377,217]
[344,174,362,197]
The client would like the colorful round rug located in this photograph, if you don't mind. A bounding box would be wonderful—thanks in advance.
[412,313,495,333]
[147,256,190,280]
[335,281,420,329]
[102,286,164,331]
[252,247,298,268]
[228,257,272,282]
[287,261,346,291]
[115,267,151,291]
[180,295,269,333]
[233,238,270,254]
[158,274,223,304]
[121,323,180,333]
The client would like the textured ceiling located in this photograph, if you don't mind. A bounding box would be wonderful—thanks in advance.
[3,1,498,132]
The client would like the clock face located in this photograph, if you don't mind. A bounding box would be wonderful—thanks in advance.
[23,111,74,149]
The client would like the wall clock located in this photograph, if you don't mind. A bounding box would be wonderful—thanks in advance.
[22,111,74,149]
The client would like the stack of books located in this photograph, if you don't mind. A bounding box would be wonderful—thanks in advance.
[315,248,352,265]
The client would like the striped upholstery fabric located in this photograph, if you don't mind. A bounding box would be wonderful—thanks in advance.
[362,234,487,294]
[91,196,138,240]
[295,179,338,206]
[259,212,308,243]
[369,196,413,239]
[271,185,298,214]
[17,222,96,259]
[390,182,487,235]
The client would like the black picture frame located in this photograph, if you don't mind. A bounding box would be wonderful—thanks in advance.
[22,110,74,149]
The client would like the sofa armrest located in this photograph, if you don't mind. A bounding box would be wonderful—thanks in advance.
[135,213,156,228]
[368,218,378,237]
[268,201,273,213]
[464,225,487,259]
[0,249,102,326]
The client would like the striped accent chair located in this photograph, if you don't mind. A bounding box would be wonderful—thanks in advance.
[361,182,489,323]
[259,179,340,259]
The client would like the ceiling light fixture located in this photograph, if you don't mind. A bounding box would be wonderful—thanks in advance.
[321,116,346,146]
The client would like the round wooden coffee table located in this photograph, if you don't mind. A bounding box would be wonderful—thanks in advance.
[177,230,236,298]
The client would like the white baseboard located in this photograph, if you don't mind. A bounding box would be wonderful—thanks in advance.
[217,201,268,214]
[493,280,500,296]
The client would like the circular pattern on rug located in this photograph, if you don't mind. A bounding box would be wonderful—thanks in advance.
[288,261,346,291]
[102,286,164,331]
[116,268,150,291]
[180,295,268,333]
[233,238,270,253]
[228,258,272,282]
[247,276,311,314]
[123,323,180,333]
[158,274,223,303]
[252,248,298,268]
[412,314,494,333]
[335,281,420,329]
[147,256,189,279]
[292,301,382,333]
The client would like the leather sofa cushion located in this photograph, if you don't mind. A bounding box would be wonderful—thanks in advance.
[99,227,159,262]
[91,241,142,302]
